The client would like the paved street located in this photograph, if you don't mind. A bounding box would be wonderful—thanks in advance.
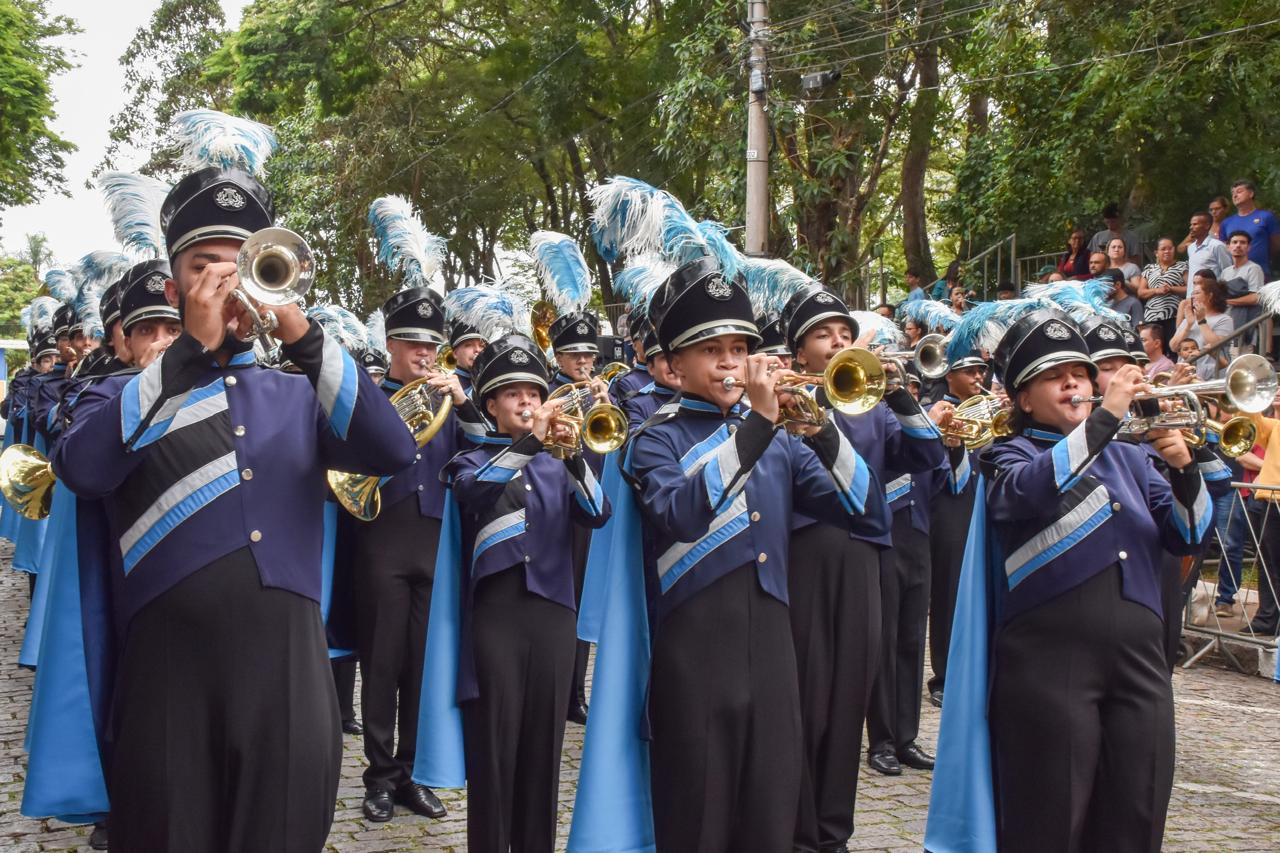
[0,545,1278,852]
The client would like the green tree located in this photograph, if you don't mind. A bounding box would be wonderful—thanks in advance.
[16,232,52,276]
[0,255,41,374]
[0,0,78,218]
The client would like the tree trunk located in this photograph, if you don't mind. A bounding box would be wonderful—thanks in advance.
[966,92,989,137]
[900,0,941,283]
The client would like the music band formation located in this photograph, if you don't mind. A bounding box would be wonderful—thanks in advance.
[6,110,1257,853]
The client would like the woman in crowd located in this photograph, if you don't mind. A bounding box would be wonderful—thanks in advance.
[1106,237,1141,290]
[1135,237,1187,352]
[1170,273,1234,380]
[1057,228,1090,279]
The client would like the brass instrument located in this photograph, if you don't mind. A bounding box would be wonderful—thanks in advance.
[723,347,887,429]
[599,362,629,383]
[0,444,55,520]
[913,333,951,380]
[1072,354,1277,414]
[438,346,456,372]
[942,394,1012,450]
[527,381,627,457]
[234,227,315,348]
[328,374,454,520]
[531,300,557,352]
[1183,416,1257,459]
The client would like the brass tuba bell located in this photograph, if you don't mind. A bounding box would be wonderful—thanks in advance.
[0,444,56,520]
[327,375,454,520]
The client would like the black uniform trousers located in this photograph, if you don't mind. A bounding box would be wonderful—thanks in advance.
[1254,498,1280,631]
[867,510,931,756]
[568,522,591,714]
[109,549,341,853]
[927,486,975,695]
[991,566,1175,853]
[463,568,576,853]
[650,563,803,853]
[353,497,440,792]
[789,524,882,853]
[331,657,357,725]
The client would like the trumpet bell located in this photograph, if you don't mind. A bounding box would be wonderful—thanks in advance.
[237,227,315,306]
[438,346,457,372]
[825,348,887,415]
[1211,416,1258,458]
[1221,354,1277,414]
[599,362,629,383]
[582,403,628,454]
[0,444,56,521]
[915,334,950,381]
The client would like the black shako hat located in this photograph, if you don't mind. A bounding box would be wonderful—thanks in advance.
[100,279,124,336]
[120,260,179,333]
[448,320,486,349]
[781,285,858,354]
[650,255,759,354]
[161,167,274,258]
[382,287,445,344]
[472,332,550,402]
[53,303,75,338]
[1079,316,1134,364]
[30,329,58,361]
[755,313,789,356]
[360,348,389,375]
[947,349,987,373]
[1122,326,1147,364]
[549,311,600,354]
[994,308,1096,392]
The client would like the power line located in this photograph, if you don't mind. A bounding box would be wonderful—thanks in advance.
[769,0,996,60]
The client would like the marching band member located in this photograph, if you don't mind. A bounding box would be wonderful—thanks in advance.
[1,300,57,567]
[927,304,1211,853]
[531,230,607,726]
[354,195,479,823]
[442,304,489,395]
[608,259,681,430]
[607,309,652,404]
[779,284,945,852]
[446,332,611,852]
[627,255,890,850]
[52,109,417,852]
[925,348,986,708]
[361,309,389,385]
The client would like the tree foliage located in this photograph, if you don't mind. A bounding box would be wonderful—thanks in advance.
[0,0,78,218]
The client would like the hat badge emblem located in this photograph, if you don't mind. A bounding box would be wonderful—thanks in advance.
[1097,325,1118,341]
[417,302,434,319]
[509,349,531,365]
[1044,321,1071,341]
[813,292,836,304]
[575,322,589,335]
[214,186,247,211]
[145,274,167,294]
[705,276,733,301]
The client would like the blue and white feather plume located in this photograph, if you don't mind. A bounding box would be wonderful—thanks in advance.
[529,231,593,316]
[945,297,1056,363]
[170,109,278,176]
[612,255,675,316]
[365,309,387,354]
[444,285,531,340]
[896,298,962,333]
[586,175,717,269]
[43,269,77,306]
[852,310,906,348]
[98,171,171,259]
[1024,278,1127,325]
[739,257,821,317]
[25,296,61,336]
[367,195,447,293]
[307,305,367,354]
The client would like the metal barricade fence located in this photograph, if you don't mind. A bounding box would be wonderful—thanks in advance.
[1180,482,1279,679]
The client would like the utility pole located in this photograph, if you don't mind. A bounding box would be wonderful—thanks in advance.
[744,0,769,256]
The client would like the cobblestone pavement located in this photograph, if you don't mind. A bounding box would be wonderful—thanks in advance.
[1,545,1277,852]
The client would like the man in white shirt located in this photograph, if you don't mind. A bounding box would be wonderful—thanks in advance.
[1223,229,1265,351]
[1185,210,1232,292]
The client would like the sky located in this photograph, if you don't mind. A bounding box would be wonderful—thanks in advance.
[0,0,251,268]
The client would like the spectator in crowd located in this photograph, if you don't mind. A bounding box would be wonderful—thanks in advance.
[1139,323,1174,378]
[1184,210,1232,288]
[1207,195,1230,240]
[1135,236,1187,350]
[1086,251,1108,278]
[1219,179,1280,276]
[948,283,971,313]
[902,317,924,348]
[1057,228,1091,279]
[930,259,962,300]
[1241,387,1280,636]
[996,280,1018,299]
[1170,272,1233,379]
[1175,337,1202,370]
[1035,263,1057,283]
[904,268,927,302]
[1223,230,1265,352]
[1201,397,1247,620]
[874,303,895,319]
[1088,201,1141,263]
[1106,237,1141,291]
[1103,269,1143,330]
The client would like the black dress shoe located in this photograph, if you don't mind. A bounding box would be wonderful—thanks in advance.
[1246,619,1278,636]
[89,821,109,850]
[897,743,935,770]
[928,689,943,708]
[567,701,589,725]
[342,718,364,736]
[395,782,447,819]
[867,751,902,776]
[363,788,394,822]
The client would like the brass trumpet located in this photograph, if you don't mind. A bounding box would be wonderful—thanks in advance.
[723,347,887,428]
[1072,354,1277,414]
[941,394,1012,450]
[328,373,454,520]
[525,381,627,457]
[598,362,629,383]
[234,227,314,348]
[914,334,951,380]
[0,444,56,520]
[1184,416,1257,459]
